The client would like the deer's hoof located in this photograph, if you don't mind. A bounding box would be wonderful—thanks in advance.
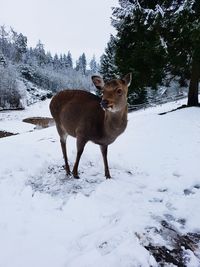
[65,170,71,177]
[72,172,80,179]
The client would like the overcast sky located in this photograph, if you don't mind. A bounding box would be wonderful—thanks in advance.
[0,0,118,61]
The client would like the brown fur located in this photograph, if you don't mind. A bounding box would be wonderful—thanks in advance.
[49,74,131,178]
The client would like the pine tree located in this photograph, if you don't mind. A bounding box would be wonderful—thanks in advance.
[100,35,118,80]
[75,59,80,72]
[89,55,98,74]
[53,53,60,70]
[14,33,27,62]
[65,51,73,69]
[159,0,200,106]
[112,0,166,104]
[76,53,87,75]
[59,54,64,69]
[0,26,9,58]
[81,53,87,75]
[35,40,46,66]
[46,51,53,66]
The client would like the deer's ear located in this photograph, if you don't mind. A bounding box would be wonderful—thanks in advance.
[92,75,105,90]
[122,73,132,87]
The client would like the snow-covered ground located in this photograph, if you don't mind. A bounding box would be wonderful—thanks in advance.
[0,98,200,267]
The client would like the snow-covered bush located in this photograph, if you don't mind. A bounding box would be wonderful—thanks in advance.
[33,66,94,92]
[0,64,26,110]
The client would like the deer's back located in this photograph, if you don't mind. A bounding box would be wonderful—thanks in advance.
[50,90,104,140]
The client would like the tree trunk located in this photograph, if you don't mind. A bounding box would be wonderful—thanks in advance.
[187,56,199,106]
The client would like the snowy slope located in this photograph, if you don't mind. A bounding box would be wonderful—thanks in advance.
[0,98,200,267]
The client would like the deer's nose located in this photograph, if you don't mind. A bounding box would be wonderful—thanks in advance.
[100,99,109,109]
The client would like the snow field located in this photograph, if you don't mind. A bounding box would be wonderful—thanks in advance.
[0,98,200,266]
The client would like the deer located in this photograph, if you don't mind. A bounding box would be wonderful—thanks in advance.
[49,73,132,179]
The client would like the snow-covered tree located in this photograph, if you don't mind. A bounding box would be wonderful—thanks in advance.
[53,53,61,70]
[76,53,87,75]
[89,55,98,74]
[110,0,200,106]
[100,35,118,81]
[112,0,167,104]
[0,25,9,56]
[159,0,200,106]
[14,33,27,62]
[34,40,46,66]
[45,51,53,66]
[65,51,73,69]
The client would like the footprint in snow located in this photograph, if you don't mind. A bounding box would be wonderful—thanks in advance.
[183,184,200,196]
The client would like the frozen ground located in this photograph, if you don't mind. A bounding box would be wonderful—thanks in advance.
[0,98,200,267]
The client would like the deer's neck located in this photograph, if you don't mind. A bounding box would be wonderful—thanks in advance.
[103,106,128,142]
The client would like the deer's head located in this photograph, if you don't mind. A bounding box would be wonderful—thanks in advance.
[92,73,132,113]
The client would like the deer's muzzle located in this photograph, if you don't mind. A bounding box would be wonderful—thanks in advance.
[100,99,109,109]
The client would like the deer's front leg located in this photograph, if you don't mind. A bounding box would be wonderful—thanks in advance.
[100,145,111,179]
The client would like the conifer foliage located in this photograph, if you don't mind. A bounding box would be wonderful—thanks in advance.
[100,35,119,81]
[101,0,200,106]
[160,0,200,106]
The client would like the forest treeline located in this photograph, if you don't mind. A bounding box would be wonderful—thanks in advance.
[0,26,99,109]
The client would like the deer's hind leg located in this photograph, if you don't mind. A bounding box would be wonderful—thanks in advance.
[72,137,87,179]
[56,124,71,176]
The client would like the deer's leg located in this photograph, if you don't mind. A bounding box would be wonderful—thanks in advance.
[56,124,70,176]
[100,145,111,179]
[72,137,87,179]
[60,134,71,176]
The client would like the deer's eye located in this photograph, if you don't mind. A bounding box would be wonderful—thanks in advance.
[116,89,123,95]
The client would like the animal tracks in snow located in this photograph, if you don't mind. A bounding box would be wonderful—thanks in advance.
[26,161,200,265]
[27,160,139,199]
[27,163,104,199]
